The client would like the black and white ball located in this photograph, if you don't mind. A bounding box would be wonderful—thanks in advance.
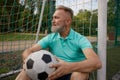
[25,50,58,80]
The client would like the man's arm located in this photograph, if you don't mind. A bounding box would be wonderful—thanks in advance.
[70,48,102,72]
[48,48,102,79]
[22,44,41,62]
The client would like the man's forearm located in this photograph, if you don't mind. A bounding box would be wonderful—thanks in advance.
[22,48,33,62]
[22,44,41,62]
[69,58,102,73]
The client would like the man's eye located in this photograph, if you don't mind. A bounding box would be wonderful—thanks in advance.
[55,16,59,19]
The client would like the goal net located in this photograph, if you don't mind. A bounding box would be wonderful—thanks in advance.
[0,0,97,79]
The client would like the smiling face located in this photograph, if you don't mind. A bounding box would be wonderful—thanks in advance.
[51,9,71,33]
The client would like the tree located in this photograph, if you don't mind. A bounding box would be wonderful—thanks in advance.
[107,0,116,32]
[72,9,98,36]
[0,0,22,33]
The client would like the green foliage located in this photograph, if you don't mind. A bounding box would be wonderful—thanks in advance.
[107,0,116,31]
[0,0,50,33]
[0,0,24,33]
[0,0,119,36]
[71,0,119,35]
[41,2,50,32]
[72,9,98,36]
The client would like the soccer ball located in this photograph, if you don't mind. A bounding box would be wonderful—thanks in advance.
[25,50,58,80]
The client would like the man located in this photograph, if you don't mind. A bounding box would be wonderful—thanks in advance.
[16,5,102,80]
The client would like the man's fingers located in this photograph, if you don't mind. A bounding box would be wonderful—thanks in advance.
[49,63,60,68]
[48,66,62,80]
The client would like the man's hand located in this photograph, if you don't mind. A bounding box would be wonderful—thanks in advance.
[48,59,71,80]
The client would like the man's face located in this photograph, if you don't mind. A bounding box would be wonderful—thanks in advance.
[51,10,67,33]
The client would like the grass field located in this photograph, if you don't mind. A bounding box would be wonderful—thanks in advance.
[0,33,44,41]
[0,51,22,80]
[107,46,120,80]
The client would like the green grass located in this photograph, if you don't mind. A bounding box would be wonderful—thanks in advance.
[90,45,120,80]
[107,46,120,80]
[0,50,22,80]
[0,51,22,72]
[0,33,44,41]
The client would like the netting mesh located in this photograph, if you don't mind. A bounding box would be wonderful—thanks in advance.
[1,0,39,52]
[0,0,49,79]
[0,0,98,79]
[56,0,98,36]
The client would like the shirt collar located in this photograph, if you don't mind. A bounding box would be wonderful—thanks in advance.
[57,28,74,40]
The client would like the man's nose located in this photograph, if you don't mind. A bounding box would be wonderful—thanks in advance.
[52,19,55,24]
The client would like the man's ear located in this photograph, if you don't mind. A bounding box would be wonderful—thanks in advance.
[66,18,72,25]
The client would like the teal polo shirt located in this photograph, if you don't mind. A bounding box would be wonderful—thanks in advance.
[37,29,92,62]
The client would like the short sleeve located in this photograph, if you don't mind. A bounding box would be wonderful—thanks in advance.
[79,36,93,50]
[37,35,50,49]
